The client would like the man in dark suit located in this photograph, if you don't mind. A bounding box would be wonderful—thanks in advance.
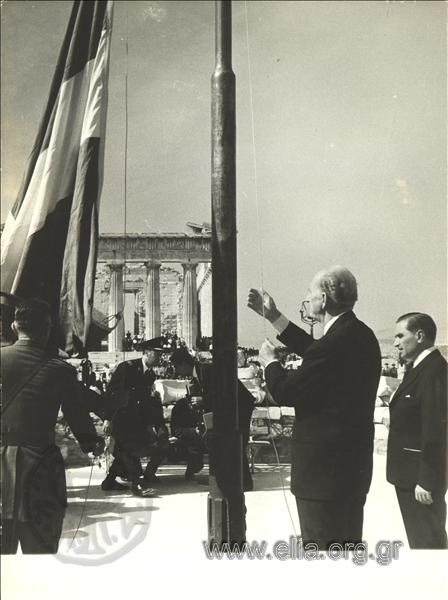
[387,312,447,549]
[248,265,381,549]
[101,337,172,495]
[170,347,255,491]
[169,393,206,481]
[1,298,104,554]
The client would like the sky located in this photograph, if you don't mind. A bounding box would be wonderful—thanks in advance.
[1,0,447,347]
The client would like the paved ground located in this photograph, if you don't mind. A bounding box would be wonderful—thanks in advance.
[2,454,447,600]
[57,452,409,556]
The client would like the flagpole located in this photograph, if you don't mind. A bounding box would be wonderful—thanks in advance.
[208,0,246,547]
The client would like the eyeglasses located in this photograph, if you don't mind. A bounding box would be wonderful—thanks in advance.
[299,300,318,326]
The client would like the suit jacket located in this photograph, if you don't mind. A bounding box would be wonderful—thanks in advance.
[104,359,168,451]
[1,340,100,536]
[170,397,204,436]
[195,362,254,445]
[386,349,447,492]
[265,312,382,499]
[193,362,255,491]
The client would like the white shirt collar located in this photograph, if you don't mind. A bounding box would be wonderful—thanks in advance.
[323,312,347,335]
[271,311,348,338]
[412,347,436,369]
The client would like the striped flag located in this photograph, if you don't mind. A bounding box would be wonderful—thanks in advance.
[1,1,114,354]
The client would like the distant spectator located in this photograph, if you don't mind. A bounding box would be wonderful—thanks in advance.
[170,347,254,490]
[80,357,93,387]
[237,348,247,368]
[170,395,206,480]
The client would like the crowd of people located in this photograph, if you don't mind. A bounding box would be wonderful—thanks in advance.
[1,264,446,555]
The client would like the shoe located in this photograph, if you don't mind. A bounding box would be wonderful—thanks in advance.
[131,482,156,497]
[101,478,130,491]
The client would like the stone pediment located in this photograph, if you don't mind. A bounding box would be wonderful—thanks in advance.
[98,233,211,263]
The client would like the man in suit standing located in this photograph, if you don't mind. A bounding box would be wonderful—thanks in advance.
[1,298,104,554]
[248,265,381,549]
[101,337,172,495]
[387,312,447,549]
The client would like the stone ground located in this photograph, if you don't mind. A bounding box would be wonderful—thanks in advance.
[2,454,447,600]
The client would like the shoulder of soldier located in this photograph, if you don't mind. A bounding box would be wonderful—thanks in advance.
[48,356,78,373]
[109,359,139,379]
[115,358,139,368]
[0,344,14,357]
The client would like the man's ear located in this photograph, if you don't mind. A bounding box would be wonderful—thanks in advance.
[415,329,425,344]
[321,292,327,310]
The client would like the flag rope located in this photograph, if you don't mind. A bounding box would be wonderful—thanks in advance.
[66,456,96,552]
[103,0,130,480]
[244,0,299,538]
[121,0,129,336]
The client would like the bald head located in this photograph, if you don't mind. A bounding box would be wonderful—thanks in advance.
[311,265,358,315]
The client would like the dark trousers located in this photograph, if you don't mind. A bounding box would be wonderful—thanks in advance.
[295,495,366,550]
[395,487,447,549]
[109,444,143,484]
[109,443,169,482]
[172,428,205,476]
[2,519,60,554]
[143,445,169,478]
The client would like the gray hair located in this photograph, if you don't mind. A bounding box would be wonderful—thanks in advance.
[314,265,358,313]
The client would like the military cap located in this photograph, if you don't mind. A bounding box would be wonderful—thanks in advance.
[139,336,175,352]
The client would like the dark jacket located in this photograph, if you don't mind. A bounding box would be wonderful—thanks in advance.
[193,362,255,491]
[195,362,254,446]
[104,358,168,454]
[170,397,204,436]
[1,340,100,547]
[265,312,381,499]
[1,340,99,450]
[386,349,447,492]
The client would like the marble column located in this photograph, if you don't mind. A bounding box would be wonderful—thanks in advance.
[182,262,198,349]
[133,291,140,335]
[108,263,125,352]
[145,260,161,340]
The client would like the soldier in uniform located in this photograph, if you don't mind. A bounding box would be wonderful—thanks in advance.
[1,298,104,554]
[101,337,172,495]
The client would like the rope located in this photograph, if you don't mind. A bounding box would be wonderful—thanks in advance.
[122,1,129,330]
[66,457,96,552]
[244,0,299,538]
[243,0,266,332]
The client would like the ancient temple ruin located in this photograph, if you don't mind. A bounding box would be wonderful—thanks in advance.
[94,224,212,351]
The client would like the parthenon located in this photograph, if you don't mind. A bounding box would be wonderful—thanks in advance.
[96,225,212,351]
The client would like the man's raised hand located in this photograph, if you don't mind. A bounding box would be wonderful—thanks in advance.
[259,339,279,368]
[247,289,280,323]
